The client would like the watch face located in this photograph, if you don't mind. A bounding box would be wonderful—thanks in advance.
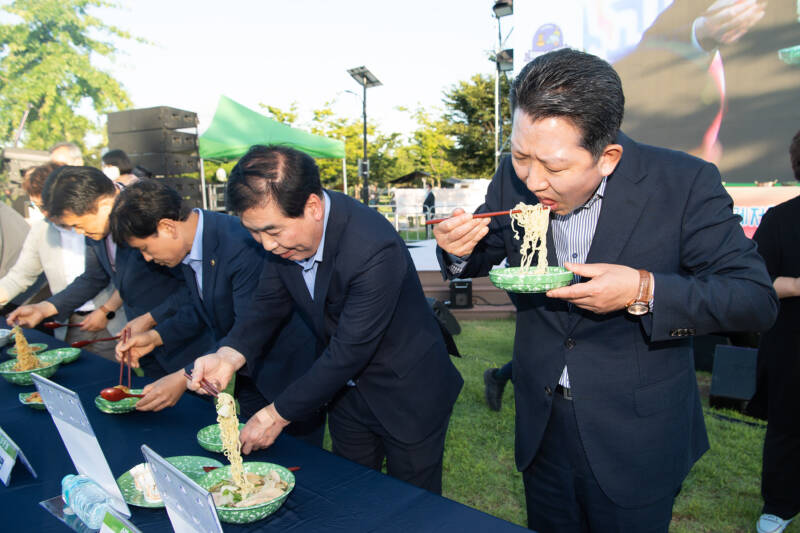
[627,302,649,316]
[106,311,116,320]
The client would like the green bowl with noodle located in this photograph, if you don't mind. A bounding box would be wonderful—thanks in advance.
[198,462,295,524]
[489,266,573,293]
[0,353,61,385]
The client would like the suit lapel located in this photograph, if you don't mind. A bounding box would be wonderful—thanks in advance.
[311,191,346,336]
[200,212,217,328]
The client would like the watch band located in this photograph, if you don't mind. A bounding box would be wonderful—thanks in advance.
[626,269,651,316]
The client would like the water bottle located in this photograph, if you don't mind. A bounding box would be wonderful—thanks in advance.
[61,474,111,529]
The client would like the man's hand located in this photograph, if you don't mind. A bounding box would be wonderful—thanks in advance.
[135,371,187,411]
[188,348,246,394]
[546,262,644,315]
[78,309,109,332]
[240,403,290,455]
[695,0,766,50]
[115,330,162,368]
[7,301,58,328]
[125,313,156,335]
[433,208,491,257]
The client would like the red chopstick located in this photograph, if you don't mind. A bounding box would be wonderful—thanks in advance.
[425,209,521,225]
[183,371,220,397]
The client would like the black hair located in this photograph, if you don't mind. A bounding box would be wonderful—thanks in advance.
[110,180,191,244]
[102,149,133,174]
[791,130,800,181]
[226,145,322,217]
[510,48,624,160]
[42,166,116,219]
[22,163,58,197]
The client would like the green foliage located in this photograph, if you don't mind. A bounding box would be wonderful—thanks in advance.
[443,72,511,179]
[0,0,133,150]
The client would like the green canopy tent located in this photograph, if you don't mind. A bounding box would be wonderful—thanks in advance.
[198,95,346,207]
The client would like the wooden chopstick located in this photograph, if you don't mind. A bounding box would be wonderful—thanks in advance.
[183,371,220,397]
[425,209,521,225]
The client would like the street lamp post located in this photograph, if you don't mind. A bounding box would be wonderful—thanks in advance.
[492,0,513,169]
[347,66,382,204]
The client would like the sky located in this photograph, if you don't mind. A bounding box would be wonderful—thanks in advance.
[98,0,507,139]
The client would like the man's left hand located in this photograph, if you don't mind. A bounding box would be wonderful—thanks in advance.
[546,262,642,314]
[239,403,290,455]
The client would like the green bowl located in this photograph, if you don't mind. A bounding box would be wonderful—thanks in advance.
[489,266,573,293]
[7,343,48,356]
[39,347,81,364]
[0,353,61,385]
[117,455,223,508]
[197,462,295,524]
[18,391,46,410]
[197,423,246,453]
[94,389,143,414]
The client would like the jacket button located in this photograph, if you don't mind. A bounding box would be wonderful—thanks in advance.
[544,386,552,395]
[564,338,576,349]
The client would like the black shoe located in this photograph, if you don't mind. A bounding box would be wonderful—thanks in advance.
[484,368,507,411]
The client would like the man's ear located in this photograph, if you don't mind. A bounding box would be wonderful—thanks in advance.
[598,144,623,177]
[305,193,324,221]
[156,218,179,238]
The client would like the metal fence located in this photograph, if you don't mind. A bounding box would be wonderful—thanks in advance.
[369,203,464,242]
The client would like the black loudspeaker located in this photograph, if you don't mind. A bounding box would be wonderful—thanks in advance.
[109,129,197,154]
[157,177,203,208]
[449,279,473,309]
[127,153,199,176]
[107,106,197,132]
[709,345,758,411]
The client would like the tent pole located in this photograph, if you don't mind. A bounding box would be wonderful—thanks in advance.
[199,157,208,210]
[342,158,347,195]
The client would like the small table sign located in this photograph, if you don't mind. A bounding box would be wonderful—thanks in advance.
[0,425,36,485]
[99,508,141,533]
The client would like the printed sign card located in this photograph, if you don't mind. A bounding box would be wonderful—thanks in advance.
[0,425,36,485]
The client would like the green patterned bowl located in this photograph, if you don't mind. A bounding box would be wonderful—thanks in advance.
[117,455,223,508]
[197,462,295,524]
[7,343,48,357]
[39,347,82,365]
[0,353,61,385]
[489,266,573,293]
[94,389,143,414]
[19,391,46,410]
[197,423,246,453]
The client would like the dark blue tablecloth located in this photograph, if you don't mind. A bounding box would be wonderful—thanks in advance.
[0,328,526,532]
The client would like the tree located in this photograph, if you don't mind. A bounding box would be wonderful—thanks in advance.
[402,106,456,186]
[442,72,511,179]
[0,0,134,151]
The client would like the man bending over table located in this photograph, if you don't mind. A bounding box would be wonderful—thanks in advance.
[189,145,463,494]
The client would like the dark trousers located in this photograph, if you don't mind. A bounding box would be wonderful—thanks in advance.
[236,375,326,448]
[523,392,675,532]
[328,386,450,494]
[762,423,800,519]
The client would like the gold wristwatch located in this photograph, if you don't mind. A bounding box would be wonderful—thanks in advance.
[626,269,652,316]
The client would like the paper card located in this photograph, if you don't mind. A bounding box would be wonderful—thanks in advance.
[31,374,130,518]
[0,425,36,485]
[141,445,222,533]
[99,508,141,533]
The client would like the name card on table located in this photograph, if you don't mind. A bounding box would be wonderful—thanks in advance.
[141,445,223,533]
[31,373,130,517]
[0,425,36,485]
[99,508,142,533]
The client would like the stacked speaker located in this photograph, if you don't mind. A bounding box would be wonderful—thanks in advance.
[107,106,199,176]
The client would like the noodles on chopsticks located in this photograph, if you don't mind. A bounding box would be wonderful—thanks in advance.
[510,203,550,273]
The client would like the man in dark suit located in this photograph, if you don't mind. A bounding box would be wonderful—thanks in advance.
[109,180,323,445]
[434,49,778,531]
[8,167,211,376]
[188,145,463,494]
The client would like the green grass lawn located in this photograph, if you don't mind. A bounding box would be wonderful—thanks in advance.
[438,319,788,532]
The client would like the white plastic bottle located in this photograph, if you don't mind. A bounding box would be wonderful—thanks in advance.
[61,474,111,529]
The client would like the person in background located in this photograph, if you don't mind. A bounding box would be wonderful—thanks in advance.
[0,164,124,358]
[483,360,512,411]
[102,149,138,187]
[0,200,29,280]
[751,129,800,533]
[48,142,84,166]
[434,48,777,531]
[423,182,436,238]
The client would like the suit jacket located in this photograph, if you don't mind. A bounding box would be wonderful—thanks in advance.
[222,191,463,443]
[438,134,777,507]
[0,220,125,338]
[48,236,211,373]
[155,211,318,401]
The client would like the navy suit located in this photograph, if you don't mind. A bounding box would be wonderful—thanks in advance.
[439,134,777,511]
[222,191,463,490]
[48,237,211,375]
[154,211,318,420]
